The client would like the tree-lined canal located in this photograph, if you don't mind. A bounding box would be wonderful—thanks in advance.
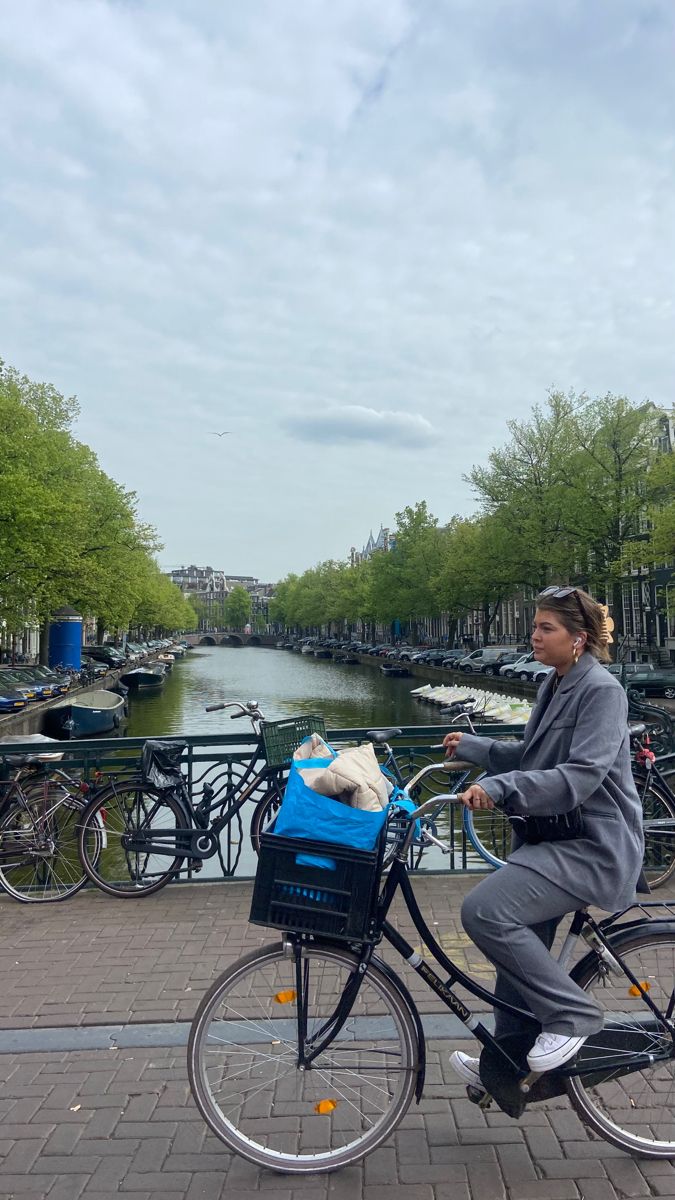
[126,645,441,737]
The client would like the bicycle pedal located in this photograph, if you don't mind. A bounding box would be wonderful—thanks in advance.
[466,1084,491,1108]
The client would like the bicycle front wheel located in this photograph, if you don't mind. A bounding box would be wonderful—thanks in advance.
[567,927,675,1157]
[0,785,92,902]
[79,782,189,897]
[188,941,419,1173]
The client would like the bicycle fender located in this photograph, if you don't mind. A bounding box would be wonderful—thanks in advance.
[370,951,426,1102]
[570,919,675,986]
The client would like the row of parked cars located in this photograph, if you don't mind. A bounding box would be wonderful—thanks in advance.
[82,638,185,670]
[0,665,73,712]
[299,638,675,698]
[0,639,188,713]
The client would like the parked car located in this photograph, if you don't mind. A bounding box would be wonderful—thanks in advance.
[515,660,554,685]
[0,668,41,702]
[608,662,675,699]
[479,649,525,676]
[7,666,69,696]
[412,649,447,666]
[386,645,416,661]
[441,650,467,669]
[0,682,27,711]
[499,652,534,678]
[456,647,514,673]
[83,645,127,668]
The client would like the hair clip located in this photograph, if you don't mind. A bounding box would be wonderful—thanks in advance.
[599,604,614,644]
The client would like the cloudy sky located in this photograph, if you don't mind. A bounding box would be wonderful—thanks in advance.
[2,1,674,580]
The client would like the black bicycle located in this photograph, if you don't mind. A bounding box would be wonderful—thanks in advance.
[188,788,675,1172]
[77,703,325,897]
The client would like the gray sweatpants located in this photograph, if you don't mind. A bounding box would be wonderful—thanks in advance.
[461,863,604,1038]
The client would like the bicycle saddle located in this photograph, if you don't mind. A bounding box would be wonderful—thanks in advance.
[628,722,647,737]
[365,728,402,744]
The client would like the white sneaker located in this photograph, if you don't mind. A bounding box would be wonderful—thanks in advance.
[526,1032,588,1074]
[449,1051,484,1090]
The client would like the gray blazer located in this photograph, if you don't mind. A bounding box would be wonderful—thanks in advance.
[459,652,645,911]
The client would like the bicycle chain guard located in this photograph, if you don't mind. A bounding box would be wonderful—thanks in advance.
[478,1034,566,1119]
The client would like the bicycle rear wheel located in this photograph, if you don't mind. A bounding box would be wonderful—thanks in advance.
[188,941,418,1173]
[567,926,675,1157]
[636,776,675,889]
[0,784,94,902]
[78,781,189,897]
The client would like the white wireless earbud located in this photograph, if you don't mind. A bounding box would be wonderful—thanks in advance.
[574,639,581,647]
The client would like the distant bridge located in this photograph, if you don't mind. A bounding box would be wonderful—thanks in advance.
[183,631,277,648]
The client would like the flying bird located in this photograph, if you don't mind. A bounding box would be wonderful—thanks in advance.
[208,431,232,437]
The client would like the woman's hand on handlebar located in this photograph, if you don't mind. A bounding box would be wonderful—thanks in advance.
[460,783,494,810]
[442,731,464,757]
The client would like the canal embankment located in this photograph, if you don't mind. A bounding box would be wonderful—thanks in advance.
[0,670,125,738]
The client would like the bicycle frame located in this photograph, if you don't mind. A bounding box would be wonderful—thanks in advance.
[288,848,675,1099]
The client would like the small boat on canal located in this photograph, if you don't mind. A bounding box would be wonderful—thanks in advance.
[380,664,410,677]
[120,664,167,692]
[44,690,127,739]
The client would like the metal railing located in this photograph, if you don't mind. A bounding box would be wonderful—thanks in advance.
[0,723,526,880]
[2,710,672,883]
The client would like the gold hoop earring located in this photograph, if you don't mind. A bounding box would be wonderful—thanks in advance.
[573,648,579,665]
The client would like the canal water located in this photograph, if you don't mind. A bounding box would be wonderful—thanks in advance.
[125,646,441,737]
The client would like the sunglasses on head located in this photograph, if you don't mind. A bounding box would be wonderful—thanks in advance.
[538,586,586,621]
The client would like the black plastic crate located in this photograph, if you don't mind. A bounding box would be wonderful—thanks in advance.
[260,715,327,769]
[250,832,382,943]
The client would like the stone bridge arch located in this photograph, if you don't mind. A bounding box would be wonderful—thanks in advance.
[199,635,217,646]
[219,633,243,646]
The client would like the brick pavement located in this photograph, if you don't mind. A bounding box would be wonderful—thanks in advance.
[2,875,675,1198]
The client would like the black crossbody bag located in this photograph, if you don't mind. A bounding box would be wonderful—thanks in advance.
[507,807,585,846]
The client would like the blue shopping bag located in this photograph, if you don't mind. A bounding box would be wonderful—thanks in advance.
[273,755,390,862]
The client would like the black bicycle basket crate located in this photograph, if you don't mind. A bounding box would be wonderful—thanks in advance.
[250,831,382,943]
[260,715,327,769]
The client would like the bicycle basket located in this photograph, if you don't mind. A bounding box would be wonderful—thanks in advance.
[250,831,382,943]
[260,715,327,769]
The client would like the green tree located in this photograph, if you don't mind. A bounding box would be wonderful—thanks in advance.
[224,585,252,629]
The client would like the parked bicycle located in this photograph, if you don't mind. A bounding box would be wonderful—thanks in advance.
[77,703,326,897]
[0,744,104,902]
[188,786,675,1171]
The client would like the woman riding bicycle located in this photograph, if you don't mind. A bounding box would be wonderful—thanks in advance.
[443,586,646,1086]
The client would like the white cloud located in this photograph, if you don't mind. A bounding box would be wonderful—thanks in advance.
[285,405,436,447]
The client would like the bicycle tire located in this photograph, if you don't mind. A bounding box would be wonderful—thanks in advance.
[249,784,283,855]
[462,805,509,869]
[636,775,675,889]
[78,781,189,898]
[188,941,419,1173]
[566,925,675,1157]
[0,784,96,903]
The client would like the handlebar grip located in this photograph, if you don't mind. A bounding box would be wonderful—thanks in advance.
[230,710,247,719]
[205,703,226,712]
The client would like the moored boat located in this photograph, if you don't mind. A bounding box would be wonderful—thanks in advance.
[44,690,127,739]
[120,665,166,691]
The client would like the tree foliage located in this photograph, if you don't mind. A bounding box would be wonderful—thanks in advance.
[0,359,196,641]
[271,392,672,641]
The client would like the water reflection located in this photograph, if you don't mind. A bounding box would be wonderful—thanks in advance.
[126,646,445,737]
